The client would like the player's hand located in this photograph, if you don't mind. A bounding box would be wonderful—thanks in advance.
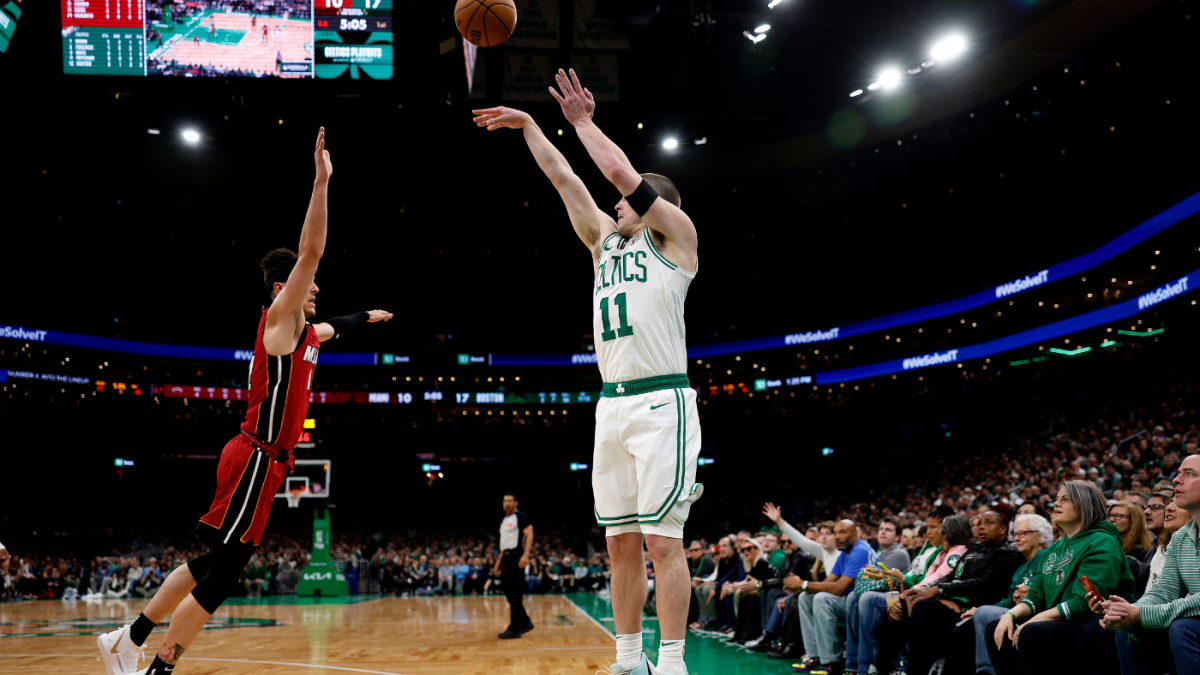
[314,126,332,184]
[472,107,531,131]
[0,549,9,566]
[549,68,596,126]
[366,310,393,323]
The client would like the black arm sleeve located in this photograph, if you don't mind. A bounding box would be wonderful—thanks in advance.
[625,178,660,217]
[325,311,369,340]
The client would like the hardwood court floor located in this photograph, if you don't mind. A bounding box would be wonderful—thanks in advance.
[1,593,785,675]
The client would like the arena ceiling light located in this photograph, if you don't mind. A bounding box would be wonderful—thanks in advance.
[767,0,782,7]
[930,35,967,62]
[878,69,902,90]
[754,24,771,34]
[849,89,864,97]
[662,139,679,150]
[182,130,200,144]
[742,30,766,43]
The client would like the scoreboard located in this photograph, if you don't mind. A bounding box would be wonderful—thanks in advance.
[0,0,25,53]
[61,0,146,75]
[314,0,392,79]
[58,0,392,79]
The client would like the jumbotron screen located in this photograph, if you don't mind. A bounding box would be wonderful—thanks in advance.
[60,0,392,78]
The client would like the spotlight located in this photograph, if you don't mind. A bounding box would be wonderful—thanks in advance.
[693,137,708,145]
[742,31,766,43]
[930,35,966,62]
[878,69,901,90]
[182,130,201,143]
[768,0,782,6]
[866,82,881,91]
[147,128,161,135]
[849,89,863,97]
[663,139,679,149]
[754,24,771,34]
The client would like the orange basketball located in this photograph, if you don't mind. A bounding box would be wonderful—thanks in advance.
[454,0,517,48]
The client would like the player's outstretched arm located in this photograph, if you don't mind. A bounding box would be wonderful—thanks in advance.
[551,70,697,265]
[472,106,615,250]
[313,310,393,342]
[264,127,333,356]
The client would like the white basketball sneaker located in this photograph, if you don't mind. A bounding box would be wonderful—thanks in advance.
[97,624,145,675]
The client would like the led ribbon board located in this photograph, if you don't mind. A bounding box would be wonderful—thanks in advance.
[0,326,376,365]
[815,271,1194,384]
[492,189,1200,364]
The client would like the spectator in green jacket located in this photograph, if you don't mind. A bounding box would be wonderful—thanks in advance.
[989,481,1135,675]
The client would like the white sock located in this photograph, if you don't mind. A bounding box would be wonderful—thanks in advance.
[615,633,643,670]
[656,640,686,675]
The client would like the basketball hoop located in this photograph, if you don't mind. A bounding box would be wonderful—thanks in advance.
[286,488,307,508]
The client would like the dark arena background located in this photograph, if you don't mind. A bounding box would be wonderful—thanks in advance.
[2,0,1200,673]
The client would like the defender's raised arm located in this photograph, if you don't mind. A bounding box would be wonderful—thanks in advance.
[264,127,332,356]
[472,106,615,252]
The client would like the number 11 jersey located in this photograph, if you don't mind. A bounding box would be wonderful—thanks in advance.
[592,230,696,384]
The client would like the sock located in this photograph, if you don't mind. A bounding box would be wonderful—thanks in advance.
[145,655,175,675]
[615,632,643,670]
[129,613,157,647]
[656,640,686,675]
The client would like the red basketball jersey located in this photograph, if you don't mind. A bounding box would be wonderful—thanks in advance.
[240,309,319,449]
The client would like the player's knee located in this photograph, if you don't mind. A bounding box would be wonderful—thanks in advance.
[190,565,240,614]
[189,547,251,614]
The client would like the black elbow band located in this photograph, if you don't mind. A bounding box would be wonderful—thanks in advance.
[326,311,369,340]
[625,179,659,217]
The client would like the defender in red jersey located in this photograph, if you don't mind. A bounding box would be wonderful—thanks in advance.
[97,128,392,675]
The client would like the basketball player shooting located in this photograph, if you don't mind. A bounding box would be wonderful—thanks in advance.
[95,128,393,675]
[472,68,701,675]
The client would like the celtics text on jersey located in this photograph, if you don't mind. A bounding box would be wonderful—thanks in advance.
[592,230,696,384]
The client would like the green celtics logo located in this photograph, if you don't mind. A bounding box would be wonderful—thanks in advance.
[0,617,281,638]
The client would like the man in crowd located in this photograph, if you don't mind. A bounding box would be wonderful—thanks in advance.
[244,558,268,597]
[794,519,877,674]
[1144,492,1170,562]
[875,516,911,573]
[1100,455,1200,674]
[758,532,785,570]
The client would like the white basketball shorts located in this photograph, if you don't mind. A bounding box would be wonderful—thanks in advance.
[592,383,703,539]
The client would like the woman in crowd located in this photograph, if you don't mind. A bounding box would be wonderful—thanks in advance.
[1146,499,1185,592]
[724,536,773,644]
[874,513,976,673]
[988,482,1136,675]
[905,504,1026,675]
[962,513,1055,675]
[1108,500,1153,559]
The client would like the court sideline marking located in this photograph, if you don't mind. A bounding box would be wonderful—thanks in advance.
[562,595,617,641]
[0,654,409,675]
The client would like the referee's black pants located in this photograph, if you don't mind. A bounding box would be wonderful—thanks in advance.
[501,550,530,631]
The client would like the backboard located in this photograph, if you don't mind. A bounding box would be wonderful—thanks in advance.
[275,459,332,501]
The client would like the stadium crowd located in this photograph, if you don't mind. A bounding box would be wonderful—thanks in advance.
[2,528,612,603]
[6,379,1200,675]
[676,392,1200,675]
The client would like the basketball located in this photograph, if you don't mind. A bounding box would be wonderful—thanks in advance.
[454,0,517,48]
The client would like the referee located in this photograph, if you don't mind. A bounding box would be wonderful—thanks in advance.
[495,491,535,639]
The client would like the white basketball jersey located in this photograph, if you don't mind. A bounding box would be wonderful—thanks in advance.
[593,230,696,383]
